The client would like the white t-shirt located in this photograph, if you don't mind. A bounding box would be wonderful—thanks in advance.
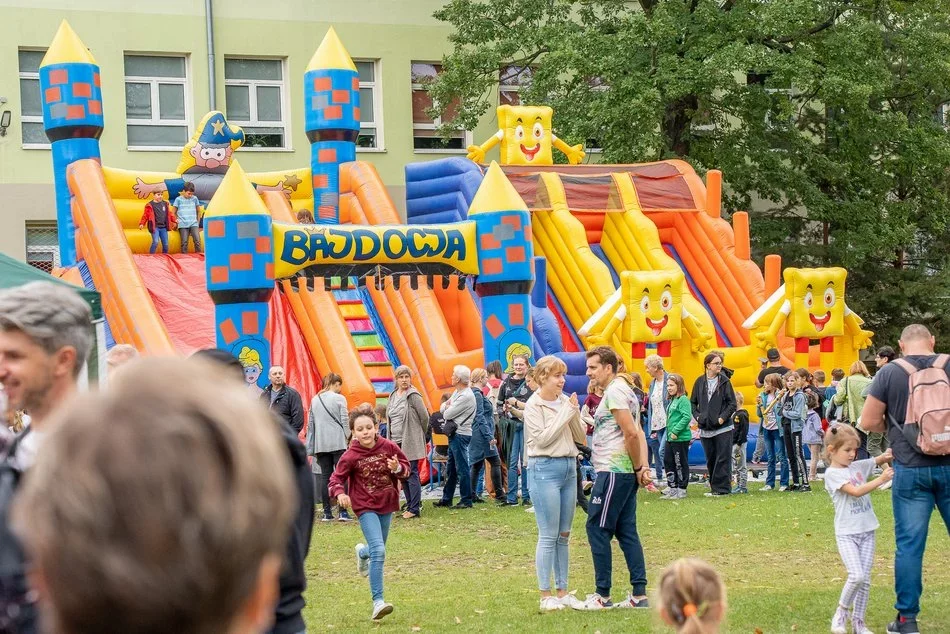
[824,458,880,535]
[592,377,639,473]
[649,380,667,431]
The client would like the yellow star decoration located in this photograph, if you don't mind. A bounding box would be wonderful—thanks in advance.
[211,119,225,136]
[283,173,302,191]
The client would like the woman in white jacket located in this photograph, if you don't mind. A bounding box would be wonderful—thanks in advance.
[523,355,588,612]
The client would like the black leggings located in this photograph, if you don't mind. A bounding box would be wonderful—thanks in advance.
[783,430,809,487]
[471,455,504,499]
[316,450,344,515]
[664,441,690,490]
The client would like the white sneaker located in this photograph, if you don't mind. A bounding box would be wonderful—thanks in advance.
[576,593,614,610]
[614,593,650,609]
[557,591,586,610]
[526,506,536,514]
[674,488,688,499]
[355,543,369,577]
[761,485,773,491]
[779,485,789,492]
[371,600,393,620]
[831,606,849,634]
[852,618,873,634]
[660,488,676,499]
[539,596,565,612]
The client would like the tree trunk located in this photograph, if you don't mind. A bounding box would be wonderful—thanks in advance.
[663,94,697,157]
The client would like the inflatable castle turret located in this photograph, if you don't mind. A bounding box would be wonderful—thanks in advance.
[40,20,105,267]
[304,27,360,224]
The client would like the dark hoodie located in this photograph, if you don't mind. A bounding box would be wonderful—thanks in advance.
[328,436,410,517]
[270,419,315,634]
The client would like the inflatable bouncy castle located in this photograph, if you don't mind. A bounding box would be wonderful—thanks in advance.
[42,21,872,448]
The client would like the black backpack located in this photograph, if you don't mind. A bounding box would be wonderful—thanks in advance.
[0,427,37,633]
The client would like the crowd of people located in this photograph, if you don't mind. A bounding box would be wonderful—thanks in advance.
[1,281,948,634]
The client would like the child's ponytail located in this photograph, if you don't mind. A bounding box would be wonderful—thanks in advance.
[658,558,726,633]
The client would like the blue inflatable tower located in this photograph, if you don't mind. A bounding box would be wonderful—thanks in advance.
[40,20,104,267]
[304,27,360,224]
[470,162,535,369]
[203,160,275,389]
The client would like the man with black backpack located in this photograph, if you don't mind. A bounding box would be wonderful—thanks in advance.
[0,282,93,633]
[862,324,950,634]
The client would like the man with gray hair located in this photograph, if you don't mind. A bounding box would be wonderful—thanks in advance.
[434,365,477,509]
[260,365,305,434]
[0,281,93,634]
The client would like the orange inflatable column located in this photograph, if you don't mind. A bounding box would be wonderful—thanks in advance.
[705,170,722,218]
[732,211,750,260]
[764,254,782,296]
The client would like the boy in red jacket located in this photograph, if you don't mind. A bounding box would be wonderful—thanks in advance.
[329,409,410,621]
[139,191,176,254]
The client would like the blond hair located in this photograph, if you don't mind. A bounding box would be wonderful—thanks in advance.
[849,360,870,377]
[735,391,745,407]
[823,423,860,463]
[658,558,726,633]
[533,355,568,387]
[11,358,295,634]
[470,367,488,385]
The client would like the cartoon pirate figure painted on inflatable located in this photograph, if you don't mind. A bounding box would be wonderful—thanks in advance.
[132,111,291,202]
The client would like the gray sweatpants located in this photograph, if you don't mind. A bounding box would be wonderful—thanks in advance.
[732,442,747,488]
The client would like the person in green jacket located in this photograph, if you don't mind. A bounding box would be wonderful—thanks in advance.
[662,373,693,500]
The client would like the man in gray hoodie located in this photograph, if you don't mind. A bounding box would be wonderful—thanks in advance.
[434,365,477,509]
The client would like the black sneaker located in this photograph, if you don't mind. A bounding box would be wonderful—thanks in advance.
[522,499,532,506]
[452,503,473,509]
[432,500,453,508]
[788,483,801,492]
[887,614,920,634]
[472,497,486,504]
[799,484,812,492]
[503,500,519,506]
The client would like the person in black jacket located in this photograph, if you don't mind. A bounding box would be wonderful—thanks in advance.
[731,393,751,494]
[195,350,314,634]
[690,352,737,496]
[261,366,305,434]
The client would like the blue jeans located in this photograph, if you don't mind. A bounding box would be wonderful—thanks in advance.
[647,431,667,482]
[441,434,472,505]
[528,456,577,592]
[357,511,393,602]
[150,228,169,254]
[892,463,950,617]
[507,425,530,503]
[763,427,788,488]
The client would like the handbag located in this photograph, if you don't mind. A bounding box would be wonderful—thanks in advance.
[836,378,851,424]
[317,394,347,434]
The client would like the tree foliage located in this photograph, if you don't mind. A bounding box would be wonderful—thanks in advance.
[429,0,950,348]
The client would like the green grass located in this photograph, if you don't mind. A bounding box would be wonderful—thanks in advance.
[303,483,950,632]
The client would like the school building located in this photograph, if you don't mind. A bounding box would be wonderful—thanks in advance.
[0,0,527,270]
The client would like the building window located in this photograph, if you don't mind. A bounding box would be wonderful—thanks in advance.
[411,62,468,152]
[18,49,49,147]
[25,222,59,273]
[355,60,383,150]
[124,54,191,149]
[499,65,533,106]
[224,58,287,149]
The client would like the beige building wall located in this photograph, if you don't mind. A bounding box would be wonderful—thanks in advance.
[0,0,501,262]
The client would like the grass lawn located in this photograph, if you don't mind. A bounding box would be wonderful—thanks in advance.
[302,482,950,632]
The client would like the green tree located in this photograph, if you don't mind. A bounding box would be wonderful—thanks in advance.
[429,0,950,348]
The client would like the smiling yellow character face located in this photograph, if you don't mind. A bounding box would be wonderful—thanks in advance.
[498,105,555,165]
[620,270,684,343]
[784,267,848,338]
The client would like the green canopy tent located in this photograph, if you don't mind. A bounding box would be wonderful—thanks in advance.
[0,252,105,382]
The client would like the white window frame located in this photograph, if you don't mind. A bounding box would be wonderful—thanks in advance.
[223,56,291,152]
[18,48,50,150]
[355,58,385,153]
[25,221,60,272]
[498,66,525,107]
[411,62,471,155]
[124,53,193,152]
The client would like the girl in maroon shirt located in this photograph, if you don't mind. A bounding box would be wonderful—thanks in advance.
[329,410,410,621]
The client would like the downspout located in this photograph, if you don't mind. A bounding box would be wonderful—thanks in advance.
[205,0,216,110]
